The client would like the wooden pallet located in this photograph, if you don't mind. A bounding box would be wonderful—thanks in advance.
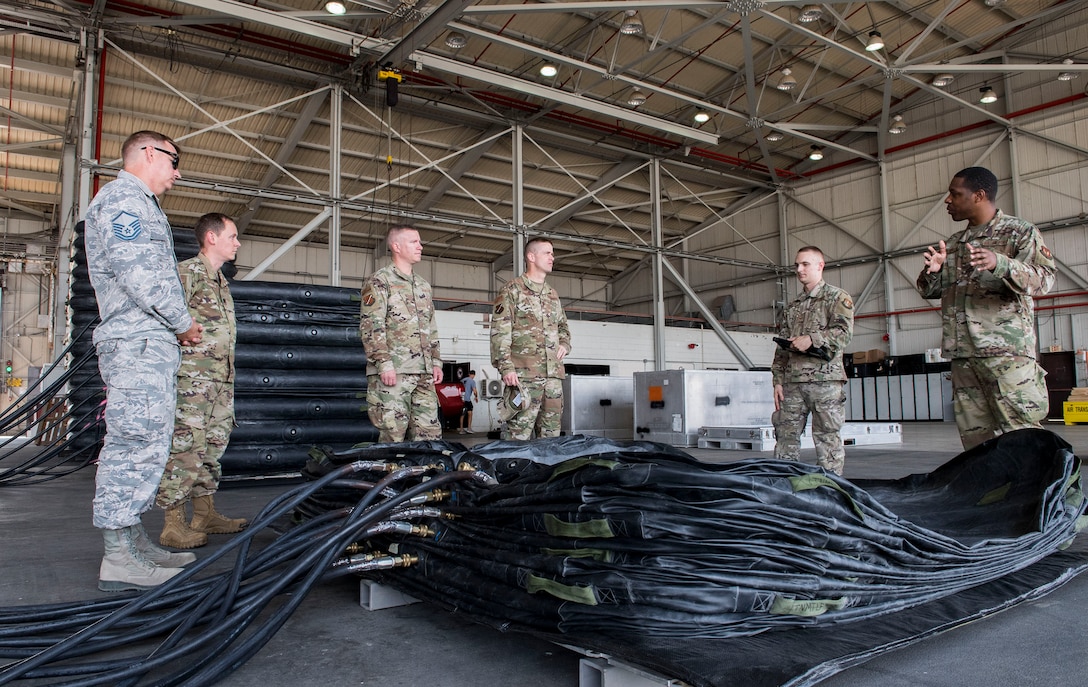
[34,399,68,445]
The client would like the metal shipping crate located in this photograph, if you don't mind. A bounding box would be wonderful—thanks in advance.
[561,376,634,439]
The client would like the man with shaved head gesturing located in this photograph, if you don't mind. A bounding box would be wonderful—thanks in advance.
[917,166,1055,449]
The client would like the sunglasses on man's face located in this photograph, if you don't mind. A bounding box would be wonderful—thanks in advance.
[142,145,179,169]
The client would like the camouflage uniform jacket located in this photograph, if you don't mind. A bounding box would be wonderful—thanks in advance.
[85,170,193,345]
[490,274,571,380]
[359,263,441,376]
[916,210,1055,359]
[178,253,235,383]
[771,280,854,385]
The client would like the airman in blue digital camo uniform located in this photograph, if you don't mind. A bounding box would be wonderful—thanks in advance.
[359,226,443,442]
[771,246,854,475]
[84,131,204,592]
[156,213,247,551]
[491,237,571,440]
[917,166,1055,450]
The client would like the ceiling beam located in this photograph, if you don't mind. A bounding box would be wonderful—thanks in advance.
[408,51,720,145]
[378,0,475,67]
[172,0,388,51]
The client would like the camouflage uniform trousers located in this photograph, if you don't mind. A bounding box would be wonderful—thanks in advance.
[366,373,441,443]
[503,376,564,441]
[772,381,846,475]
[951,356,1048,450]
[93,337,181,529]
[157,378,235,509]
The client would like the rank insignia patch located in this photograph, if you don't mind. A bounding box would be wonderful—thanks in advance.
[111,211,142,241]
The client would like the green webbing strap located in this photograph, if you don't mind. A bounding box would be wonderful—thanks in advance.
[1066,462,1082,489]
[1063,465,1083,503]
[1075,513,1088,534]
[526,574,598,605]
[770,596,847,617]
[1058,514,1088,550]
[549,457,619,481]
[544,513,615,539]
[542,548,613,563]
[976,482,1012,506]
[788,474,865,520]
[1064,486,1084,513]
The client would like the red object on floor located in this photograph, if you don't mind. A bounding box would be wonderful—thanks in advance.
[435,382,465,427]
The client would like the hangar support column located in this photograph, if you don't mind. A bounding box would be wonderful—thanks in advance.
[511,124,525,276]
[650,159,666,370]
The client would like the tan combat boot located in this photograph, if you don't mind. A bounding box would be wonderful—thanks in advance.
[135,521,197,565]
[190,494,247,534]
[99,526,184,592]
[160,504,208,549]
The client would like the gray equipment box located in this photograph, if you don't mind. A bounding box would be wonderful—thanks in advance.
[633,370,775,446]
[561,376,634,439]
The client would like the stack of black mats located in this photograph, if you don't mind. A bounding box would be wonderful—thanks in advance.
[66,222,377,475]
[302,428,1087,687]
[227,280,376,474]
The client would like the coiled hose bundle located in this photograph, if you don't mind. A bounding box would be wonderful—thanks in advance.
[304,431,1086,641]
[0,448,484,686]
[2,432,1084,687]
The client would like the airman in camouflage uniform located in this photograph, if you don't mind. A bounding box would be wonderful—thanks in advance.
[156,213,246,550]
[85,131,204,591]
[491,238,571,440]
[771,246,854,475]
[360,226,443,442]
[917,167,1055,450]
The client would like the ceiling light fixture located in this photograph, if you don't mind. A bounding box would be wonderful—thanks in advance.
[865,31,884,52]
[626,88,647,107]
[539,63,558,78]
[984,0,1007,7]
[693,110,711,124]
[798,4,824,24]
[932,73,955,87]
[776,68,797,91]
[324,1,347,15]
[765,131,784,142]
[978,85,997,104]
[888,114,906,135]
[444,31,467,49]
[620,10,644,36]
[1058,58,1079,81]
[809,145,824,161]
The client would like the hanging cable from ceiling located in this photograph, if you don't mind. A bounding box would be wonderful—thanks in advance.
[377,63,402,228]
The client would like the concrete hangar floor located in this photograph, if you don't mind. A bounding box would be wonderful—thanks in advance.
[1,421,1086,687]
